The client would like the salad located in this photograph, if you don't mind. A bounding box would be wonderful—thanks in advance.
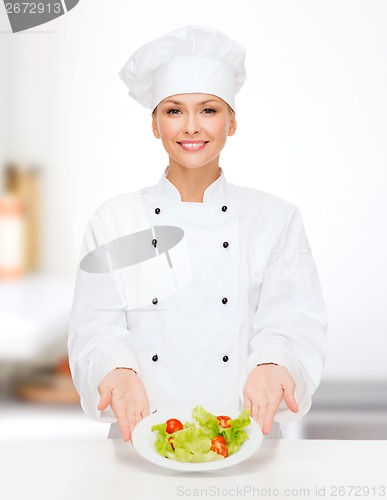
[151,405,251,463]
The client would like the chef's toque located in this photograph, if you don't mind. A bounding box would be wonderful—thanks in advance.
[118,24,247,112]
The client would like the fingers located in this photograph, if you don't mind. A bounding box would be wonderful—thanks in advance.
[260,389,298,435]
[115,407,132,442]
[140,406,150,419]
[249,399,276,435]
[244,388,265,427]
[244,397,259,423]
[284,384,299,413]
[97,370,150,442]
[243,397,252,416]
[245,396,271,434]
[114,393,150,442]
[256,388,296,435]
[133,405,146,425]
[133,394,150,423]
[127,408,138,442]
[110,397,138,442]
[120,399,150,441]
[97,392,111,411]
[243,365,299,436]
[257,402,268,432]
[261,397,281,435]
[136,389,151,421]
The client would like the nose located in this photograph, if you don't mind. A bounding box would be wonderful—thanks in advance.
[183,113,200,135]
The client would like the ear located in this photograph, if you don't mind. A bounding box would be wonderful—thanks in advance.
[152,115,161,139]
[227,116,237,137]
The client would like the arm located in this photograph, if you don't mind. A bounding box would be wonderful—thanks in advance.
[68,212,144,426]
[240,206,328,425]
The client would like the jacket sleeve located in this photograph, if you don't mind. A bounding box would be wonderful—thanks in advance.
[68,213,140,423]
[239,206,328,422]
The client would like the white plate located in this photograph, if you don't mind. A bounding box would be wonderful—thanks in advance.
[131,409,263,472]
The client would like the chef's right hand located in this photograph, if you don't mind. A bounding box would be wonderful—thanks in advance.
[97,368,150,442]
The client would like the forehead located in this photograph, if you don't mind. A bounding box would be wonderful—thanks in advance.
[159,93,224,106]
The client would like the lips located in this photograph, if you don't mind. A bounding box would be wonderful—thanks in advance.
[177,141,209,151]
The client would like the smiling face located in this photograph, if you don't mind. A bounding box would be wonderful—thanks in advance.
[151,93,237,172]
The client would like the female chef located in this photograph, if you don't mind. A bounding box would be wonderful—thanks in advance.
[68,25,327,442]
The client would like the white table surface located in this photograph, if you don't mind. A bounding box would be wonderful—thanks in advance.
[1,440,386,500]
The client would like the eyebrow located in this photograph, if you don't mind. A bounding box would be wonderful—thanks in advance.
[162,99,220,106]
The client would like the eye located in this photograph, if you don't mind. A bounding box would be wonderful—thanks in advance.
[202,108,216,114]
[166,108,181,114]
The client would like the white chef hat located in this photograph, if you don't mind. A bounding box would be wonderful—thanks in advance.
[119,24,246,112]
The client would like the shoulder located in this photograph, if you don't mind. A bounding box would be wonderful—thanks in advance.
[92,190,145,220]
[227,183,309,250]
[227,182,299,218]
[87,190,150,242]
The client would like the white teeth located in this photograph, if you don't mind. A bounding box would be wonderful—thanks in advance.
[179,142,206,149]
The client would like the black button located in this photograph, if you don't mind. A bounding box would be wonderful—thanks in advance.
[223,241,229,248]
[222,297,228,304]
[152,298,158,305]
[152,354,158,362]
[155,208,161,214]
[221,205,228,212]
[222,355,229,362]
[152,238,157,247]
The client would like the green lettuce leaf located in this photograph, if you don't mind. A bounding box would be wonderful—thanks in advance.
[191,405,220,438]
[151,406,251,462]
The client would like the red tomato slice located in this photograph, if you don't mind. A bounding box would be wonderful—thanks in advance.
[211,437,228,458]
[211,435,227,446]
[217,415,231,428]
[165,418,184,434]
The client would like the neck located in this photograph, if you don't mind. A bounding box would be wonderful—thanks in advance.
[166,161,221,202]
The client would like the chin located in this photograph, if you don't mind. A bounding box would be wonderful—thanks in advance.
[178,156,219,169]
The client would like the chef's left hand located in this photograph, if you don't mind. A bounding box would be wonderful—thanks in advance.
[243,363,298,435]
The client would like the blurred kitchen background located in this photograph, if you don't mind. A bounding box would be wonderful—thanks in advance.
[1,1,386,440]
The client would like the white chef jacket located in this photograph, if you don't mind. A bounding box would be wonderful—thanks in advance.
[68,166,327,439]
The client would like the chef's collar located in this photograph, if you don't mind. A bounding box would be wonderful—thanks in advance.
[158,166,227,204]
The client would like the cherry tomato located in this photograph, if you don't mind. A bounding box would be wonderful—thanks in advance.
[217,415,231,428]
[211,435,227,446]
[168,437,175,450]
[211,437,228,458]
[165,418,184,434]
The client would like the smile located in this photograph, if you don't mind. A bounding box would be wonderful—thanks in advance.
[177,141,208,151]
